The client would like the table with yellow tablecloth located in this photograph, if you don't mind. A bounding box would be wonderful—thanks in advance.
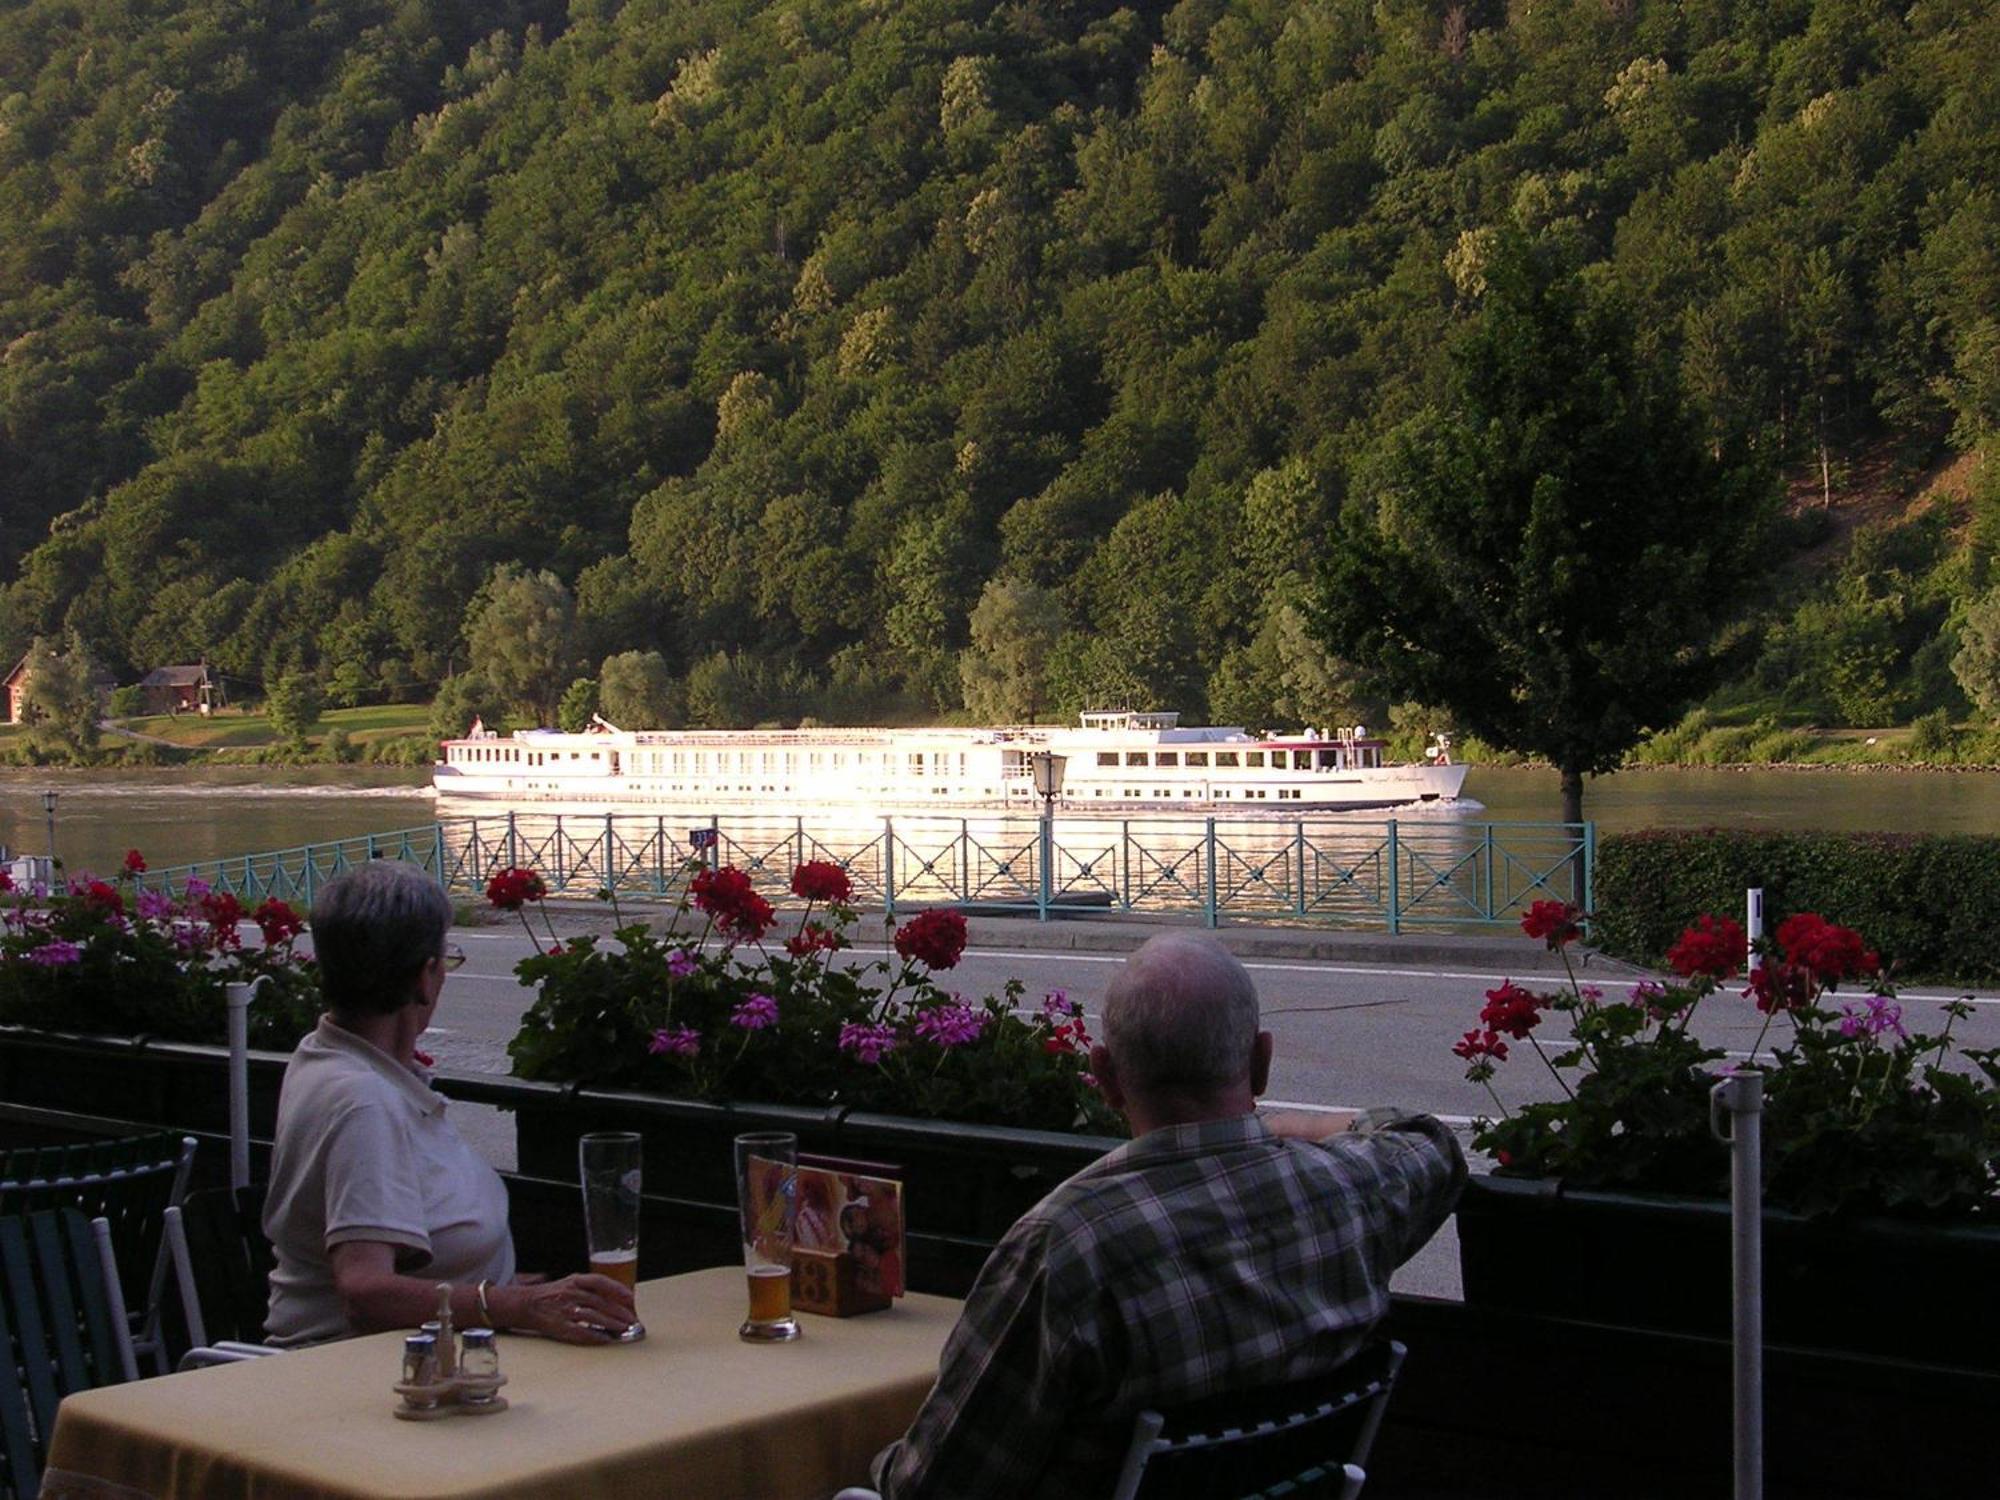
[42,1267,957,1500]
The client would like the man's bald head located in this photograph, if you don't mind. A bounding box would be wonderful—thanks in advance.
[1102,931,1262,1100]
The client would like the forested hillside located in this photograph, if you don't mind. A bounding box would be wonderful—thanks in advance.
[2,0,1996,734]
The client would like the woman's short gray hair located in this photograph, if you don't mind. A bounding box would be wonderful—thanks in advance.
[1102,931,1260,1096]
[310,861,454,1016]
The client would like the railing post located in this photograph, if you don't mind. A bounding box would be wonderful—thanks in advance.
[1386,819,1401,936]
[796,816,806,875]
[1294,819,1307,917]
[959,819,969,902]
[506,810,519,872]
[882,817,896,919]
[434,823,447,888]
[708,814,720,872]
[1484,823,1496,920]
[1711,1070,1765,1500]
[553,815,566,890]
[1037,809,1053,922]
[1121,820,1131,912]
[655,816,667,893]
[1203,818,1218,929]
[1584,820,1597,916]
[224,980,261,1193]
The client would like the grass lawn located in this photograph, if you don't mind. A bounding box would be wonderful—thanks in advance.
[116,702,431,749]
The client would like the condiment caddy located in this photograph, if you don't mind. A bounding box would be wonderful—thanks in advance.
[393,1284,509,1420]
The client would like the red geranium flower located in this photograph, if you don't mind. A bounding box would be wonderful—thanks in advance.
[784,923,844,958]
[691,865,775,943]
[789,860,853,905]
[1745,960,1814,1015]
[1452,1028,1509,1063]
[200,890,245,948]
[1479,981,1544,1040]
[485,866,548,911]
[1520,899,1582,949]
[1775,912,1872,985]
[1666,914,1747,981]
[253,897,305,947]
[0,869,13,893]
[893,908,968,971]
[122,849,147,876]
[80,880,125,919]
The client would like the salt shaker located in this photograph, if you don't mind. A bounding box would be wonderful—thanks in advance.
[401,1333,440,1407]
[458,1328,501,1404]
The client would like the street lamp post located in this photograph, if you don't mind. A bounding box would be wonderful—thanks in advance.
[41,789,58,888]
[1030,752,1067,921]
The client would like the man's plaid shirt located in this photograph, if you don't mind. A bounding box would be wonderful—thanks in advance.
[876,1111,1464,1499]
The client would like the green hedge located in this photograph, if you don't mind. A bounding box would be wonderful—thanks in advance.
[1594,830,2000,984]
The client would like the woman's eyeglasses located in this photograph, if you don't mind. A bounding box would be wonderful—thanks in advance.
[440,945,467,972]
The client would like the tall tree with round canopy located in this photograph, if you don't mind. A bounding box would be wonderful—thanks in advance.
[1312,232,1770,830]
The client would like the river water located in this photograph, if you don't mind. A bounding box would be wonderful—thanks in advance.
[0,763,1989,882]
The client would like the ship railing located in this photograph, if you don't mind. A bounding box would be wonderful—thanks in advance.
[134,814,1593,933]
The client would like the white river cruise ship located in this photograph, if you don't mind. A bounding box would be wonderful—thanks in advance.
[434,711,1467,813]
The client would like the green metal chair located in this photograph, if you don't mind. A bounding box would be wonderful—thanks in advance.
[0,1133,197,1376]
[0,1208,141,1500]
[1109,1340,1407,1500]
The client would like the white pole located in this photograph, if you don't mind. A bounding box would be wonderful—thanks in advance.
[1710,1070,1764,1500]
[224,978,264,1192]
[1745,887,1763,956]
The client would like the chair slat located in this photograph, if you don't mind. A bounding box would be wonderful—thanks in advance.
[0,1227,42,1500]
[29,1211,91,1394]
[70,1213,127,1382]
[0,1217,60,1457]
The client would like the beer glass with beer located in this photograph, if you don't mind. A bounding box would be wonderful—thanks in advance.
[579,1131,646,1342]
[734,1132,800,1342]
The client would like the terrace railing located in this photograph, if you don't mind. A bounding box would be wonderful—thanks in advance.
[138,812,1593,932]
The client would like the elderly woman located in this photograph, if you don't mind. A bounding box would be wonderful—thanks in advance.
[263,860,635,1346]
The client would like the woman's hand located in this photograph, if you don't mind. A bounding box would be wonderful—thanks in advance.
[501,1273,638,1344]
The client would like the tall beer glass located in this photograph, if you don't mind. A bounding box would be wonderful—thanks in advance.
[579,1131,646,1342]
[734,1132,801,1342]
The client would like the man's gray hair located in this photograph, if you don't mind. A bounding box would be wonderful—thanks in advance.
[1102,931,1260,1095]
[310,860,454,1017]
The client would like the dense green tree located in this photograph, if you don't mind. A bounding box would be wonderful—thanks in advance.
[1951,587,2000,722]
[465,566,580,726]
[264,672,321,745]
[598,650,680,729]
[960,579,1062,723]
[1313,234,1770,826]
[556,676,598,732]
[18,635,102,757]
[426,672,505,742]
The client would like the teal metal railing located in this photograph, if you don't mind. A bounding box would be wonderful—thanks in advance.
[137,813,1592,932]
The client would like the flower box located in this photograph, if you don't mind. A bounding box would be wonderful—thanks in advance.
[1455,1172,2000,1372]
[0,1025,289,1141]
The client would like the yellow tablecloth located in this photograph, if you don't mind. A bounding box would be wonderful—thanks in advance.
[43,1267,957,1500]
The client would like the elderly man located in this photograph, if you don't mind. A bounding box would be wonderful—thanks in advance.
[873,930,1464,1499]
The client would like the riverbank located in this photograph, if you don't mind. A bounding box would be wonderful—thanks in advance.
[0,703,433,768]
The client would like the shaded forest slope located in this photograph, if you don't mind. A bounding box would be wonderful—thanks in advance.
[1,0,1996,729]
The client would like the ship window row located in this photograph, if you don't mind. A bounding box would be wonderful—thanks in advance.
[620,750,971,776]
[463,747,601,765]
[1091,749,1362,771]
